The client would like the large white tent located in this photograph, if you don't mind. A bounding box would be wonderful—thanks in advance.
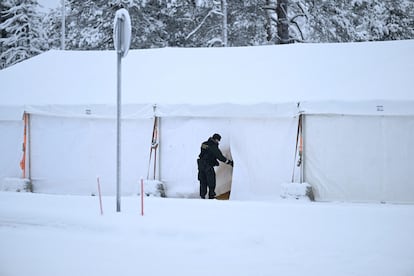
[1,40,414,203]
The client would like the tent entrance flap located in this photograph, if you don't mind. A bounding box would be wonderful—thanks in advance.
[215,145,233,200]
[216,190,231,200]
[229,118,298,200]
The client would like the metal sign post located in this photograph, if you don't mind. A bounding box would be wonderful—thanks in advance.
[113,9,131,212]
[116,20,122,212]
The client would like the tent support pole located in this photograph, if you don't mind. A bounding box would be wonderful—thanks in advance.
[300,114,304,183]
[27,113,32,182]
[20,113,28,179]
[147,115,159,180]
[291,114,303,183]
[158,117,161,181]
[20,112,32,187]
[300,114,305,183]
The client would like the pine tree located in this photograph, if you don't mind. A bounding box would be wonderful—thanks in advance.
[63,0,104,49]
[382,0,414,40]
[264,0,308,44]
[43,6,63,50]
[305,1,353,42]
[227,1,268,46]
[2,0,414,68]
[0,0,47,69]
[0,1,11,57]
[135,0,170,48]
[305,0,414,42]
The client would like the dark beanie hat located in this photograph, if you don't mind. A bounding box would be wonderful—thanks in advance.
[212,133,221,141]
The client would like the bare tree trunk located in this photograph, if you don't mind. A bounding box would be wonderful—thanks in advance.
[221,0,228,46]
[276,0,289,44]
[265,0,277,42]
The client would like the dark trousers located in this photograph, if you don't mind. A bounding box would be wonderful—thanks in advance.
[197,159,216,199]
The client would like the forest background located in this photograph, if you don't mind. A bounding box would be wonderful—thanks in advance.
[1,0,413,69]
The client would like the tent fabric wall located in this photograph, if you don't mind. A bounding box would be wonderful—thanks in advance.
[304,115,414,203]
[382,117,414,203]
[24,104,154,119]
[0,106,25,121]
[158,117,297,200]
[29,114,153,195]
[300,100,414,116]
[158,117,233,198]
[2,40,414,115]
[0,120,23,185]
[154,103,298,118]
[2,40,414,202]
[229,117,298,200]
[14,110,413,203]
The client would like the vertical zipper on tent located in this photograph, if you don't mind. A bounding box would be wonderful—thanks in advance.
[291,114,303,183]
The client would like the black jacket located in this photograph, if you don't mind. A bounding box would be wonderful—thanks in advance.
[198,137,228,167]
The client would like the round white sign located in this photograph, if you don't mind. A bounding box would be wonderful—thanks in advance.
[113,8,132,58]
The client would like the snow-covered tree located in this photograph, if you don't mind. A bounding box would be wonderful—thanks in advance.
[37,0,414,50]
[63,0,106,49]
[305,0,414,42]
[0,0,47,69]
[227,1,268,46]
[2,0,414,68]
[380,0,414,40]
[264,0,308,44]
[47,0,167,50]
[0,2,10,55]
[42,6,63,50]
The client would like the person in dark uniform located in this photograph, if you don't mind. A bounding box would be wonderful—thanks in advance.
[197,133,233,199]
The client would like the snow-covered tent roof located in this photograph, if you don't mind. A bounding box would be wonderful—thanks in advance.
[1,40,414,120]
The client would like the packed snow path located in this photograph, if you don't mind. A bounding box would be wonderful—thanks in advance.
[1,192,413,276]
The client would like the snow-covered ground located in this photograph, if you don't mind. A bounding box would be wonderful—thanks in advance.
[1,191,413,276]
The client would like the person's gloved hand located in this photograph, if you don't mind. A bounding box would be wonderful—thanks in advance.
[226,159,234,167]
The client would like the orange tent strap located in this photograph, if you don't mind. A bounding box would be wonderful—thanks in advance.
[20,113,28,178]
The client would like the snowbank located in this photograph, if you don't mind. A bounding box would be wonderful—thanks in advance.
[0,177,32,192]
[1,192,414,276]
